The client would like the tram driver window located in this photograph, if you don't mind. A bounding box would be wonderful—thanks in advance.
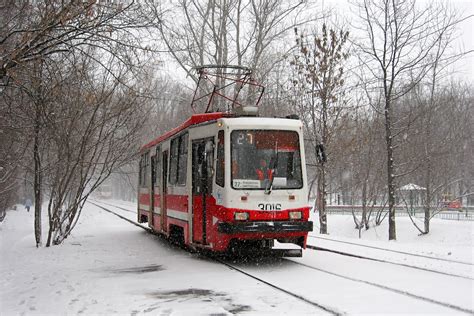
[231,130,303,190]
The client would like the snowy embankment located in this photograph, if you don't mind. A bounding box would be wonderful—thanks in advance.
[308,213,474,275]
[1,201,473,315]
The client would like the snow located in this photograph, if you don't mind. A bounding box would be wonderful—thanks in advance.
[309,212,474,263]
[1,201,473,315]
[399,183,426,191]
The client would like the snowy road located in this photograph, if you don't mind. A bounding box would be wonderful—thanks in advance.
[1,200,473,315]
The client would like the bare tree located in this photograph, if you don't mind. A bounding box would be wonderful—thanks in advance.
[353,0,462,240]
[1,1,160,83]
[415,13,468,233]
[41,55,150,246]
[0,122,22,221]
[349,107,387,232]
[401,83,474,233]
[157,0,319,84]
[290,24,349,234]
[0,1,162,246]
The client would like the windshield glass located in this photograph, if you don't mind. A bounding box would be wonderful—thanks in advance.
[231,130,303,190]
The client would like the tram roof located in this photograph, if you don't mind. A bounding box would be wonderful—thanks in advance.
[141,112,302,152]
[141,112,229,151]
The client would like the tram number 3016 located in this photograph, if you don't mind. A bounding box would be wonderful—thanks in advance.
[258,203,282,210]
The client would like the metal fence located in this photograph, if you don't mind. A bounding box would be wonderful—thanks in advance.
[323,206,474,221]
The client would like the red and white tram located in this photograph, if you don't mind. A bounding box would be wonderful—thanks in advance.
[137,66,313,257]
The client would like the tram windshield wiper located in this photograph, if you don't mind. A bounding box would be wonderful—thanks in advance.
[264,143,278,195]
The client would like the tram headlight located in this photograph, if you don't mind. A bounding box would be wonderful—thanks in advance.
[289,211,302,220]
[234,212,249,221]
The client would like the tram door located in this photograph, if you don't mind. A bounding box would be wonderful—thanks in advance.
[161,150,168,233]
[192,138,214,244]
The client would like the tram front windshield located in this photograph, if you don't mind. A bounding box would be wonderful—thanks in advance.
[231,130,303,190]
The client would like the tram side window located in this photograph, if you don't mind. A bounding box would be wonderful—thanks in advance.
[150,155,156,186]
[139,156,143,186]
[154,147,161,187]
[169,133,188,186]
[170,138,179,185]
[139,153,148,186]
[216,131,225,187]
[143,152,150,186]
[177,134,188,185]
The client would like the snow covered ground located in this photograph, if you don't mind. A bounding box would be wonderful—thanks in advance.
[310,211,473,260]
[1,201,473,315]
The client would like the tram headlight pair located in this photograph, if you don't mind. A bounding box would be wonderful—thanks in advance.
[289,211,302,220]
[234,212,249,221]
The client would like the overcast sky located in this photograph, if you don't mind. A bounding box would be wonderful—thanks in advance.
[158,0,473,86]
[322,0,474,84]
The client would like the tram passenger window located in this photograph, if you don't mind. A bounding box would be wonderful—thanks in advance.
[170,137,179,185]
[169,133,188,186]
[151,156,156,186]
[144,152,150,186]
[177,134,188,185]
[139,156,143,186]
[216,131,225,187]
[155,147,161,187]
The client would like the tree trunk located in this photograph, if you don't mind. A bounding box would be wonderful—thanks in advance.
[385,100,396,240]
[362,179,368,229]
[318,100,329,235]
[46,205,54,247]
[33,102,42,247]
[424,161,431,233]
[318,164,327,234]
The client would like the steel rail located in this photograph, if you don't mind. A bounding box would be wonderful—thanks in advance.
[89,199,136,214]
[308,235,472,265]
[306,245,473,281]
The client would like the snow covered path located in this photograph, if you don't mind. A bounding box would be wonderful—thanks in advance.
[1,201,473,315]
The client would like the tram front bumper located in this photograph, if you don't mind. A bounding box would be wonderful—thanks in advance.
[217,221,313,234]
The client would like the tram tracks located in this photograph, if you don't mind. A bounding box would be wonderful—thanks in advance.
[89,200,473,315]
[88,200,341,315]
[307,234,473,281]
[309,235,473,266]
[89,199,136,214]
[213,257,342,315]
[285,259,473,314]
[306,244,473,281]
[88,201,151,231]
[94,199,473,280]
